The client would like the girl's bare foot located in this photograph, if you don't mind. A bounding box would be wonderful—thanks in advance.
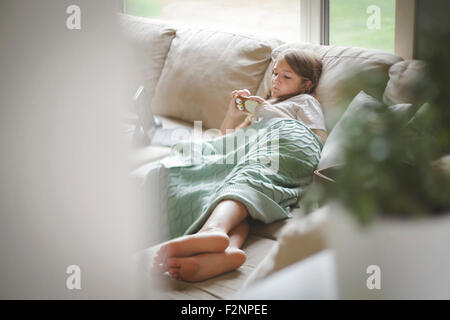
[165,248,247,282]
[167,267,182,281]
[152,230,230,272]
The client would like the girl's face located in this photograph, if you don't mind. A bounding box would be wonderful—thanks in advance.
[271,57,305,98]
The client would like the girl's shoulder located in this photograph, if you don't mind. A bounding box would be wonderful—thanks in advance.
[289,93,320,103]
[285,93,321,107]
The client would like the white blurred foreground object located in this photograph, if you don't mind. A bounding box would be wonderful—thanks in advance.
[233,250,337,300]
[0,0,154,298]
[327,203,450,299]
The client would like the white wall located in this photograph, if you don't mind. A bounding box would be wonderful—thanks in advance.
[0,0,150,299]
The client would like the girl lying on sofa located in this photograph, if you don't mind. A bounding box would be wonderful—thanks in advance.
[151,48,327,282]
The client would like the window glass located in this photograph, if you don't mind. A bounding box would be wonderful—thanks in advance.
[329,0,396,53]
[125,0,301,43]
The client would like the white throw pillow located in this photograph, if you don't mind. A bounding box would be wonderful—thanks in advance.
[316,90,416,175]
[317,91,383,172]
[262,43,403,130]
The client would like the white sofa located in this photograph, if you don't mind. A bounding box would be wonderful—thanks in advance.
[120,14,426,299]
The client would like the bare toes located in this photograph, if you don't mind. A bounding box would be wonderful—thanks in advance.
[167,257,181,268]
[172,257,200,282]
[151,262,166,274]
[168,268,181,280]
[153,255,162,265]
[152,246,169,267]
[156,246,167,258]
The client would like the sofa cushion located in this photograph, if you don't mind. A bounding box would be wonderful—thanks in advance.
[151,26,283,129]
[129,116,222,177]
[317,91,383,172]
[119,14,177,102]
[383,60,428,107]
[316,90,416,174]
[261,43,403,130]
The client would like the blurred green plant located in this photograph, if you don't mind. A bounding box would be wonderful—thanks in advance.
[319,100,450,225]
[305,3,450,224]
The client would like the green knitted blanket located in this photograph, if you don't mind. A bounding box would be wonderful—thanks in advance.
[161,117,323,239]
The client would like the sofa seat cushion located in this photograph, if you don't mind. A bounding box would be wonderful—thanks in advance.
[260,43,403,130]
[151,26,283,129]
[129,116,221,180]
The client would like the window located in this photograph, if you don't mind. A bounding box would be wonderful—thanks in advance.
[124,0,414,58]
[124,0,302,43]
[125,0,161,18]
[329,0,396,53]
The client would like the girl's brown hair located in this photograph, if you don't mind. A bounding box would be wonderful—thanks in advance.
[266,48,323,103]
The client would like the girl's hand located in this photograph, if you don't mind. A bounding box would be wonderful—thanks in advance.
[227,89,251,118]
[230,91,267,114]
[231,89,251,100]
[221,89,262,134]
[245,95,270,117]
[244,95,265,104]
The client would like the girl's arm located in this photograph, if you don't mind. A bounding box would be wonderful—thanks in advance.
[233,114,254,131]
[220,110,247,135]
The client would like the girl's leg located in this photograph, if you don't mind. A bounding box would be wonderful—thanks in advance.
[167,220,250,282]
[227,219,249,249]
[153,200,249,268]
[198,199,249,234]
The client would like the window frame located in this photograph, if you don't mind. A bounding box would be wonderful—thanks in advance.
[395,0,415,59]
[299,0,323,44]
[299,0,329,44]
[321,0,330,45]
